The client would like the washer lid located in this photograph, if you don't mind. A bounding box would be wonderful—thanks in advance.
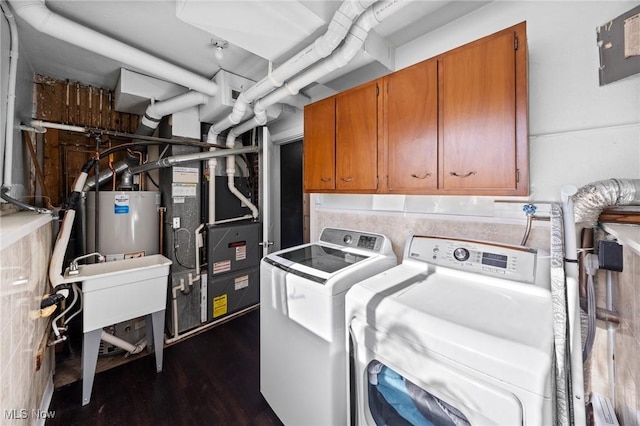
[347,264,554,396]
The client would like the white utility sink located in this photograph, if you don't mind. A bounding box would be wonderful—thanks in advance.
[64,254,171,332]
[65,254,172,406]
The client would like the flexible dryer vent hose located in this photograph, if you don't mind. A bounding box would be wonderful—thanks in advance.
[572,178,640,226]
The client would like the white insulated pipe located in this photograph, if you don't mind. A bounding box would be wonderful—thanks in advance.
[1,2,19,188]
[254,0,409,117]
[140,91,209,132]
[218,105,285,223]
[205,0,375,142]
[8,0,219,96]
[30,119,88,134]
[49,171,89,290]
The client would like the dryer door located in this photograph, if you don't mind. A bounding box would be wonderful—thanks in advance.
[350,318,526,425]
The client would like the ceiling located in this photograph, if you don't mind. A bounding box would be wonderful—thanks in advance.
[9,0,491,104]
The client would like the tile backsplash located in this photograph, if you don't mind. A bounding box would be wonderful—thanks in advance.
[0,214,54,425]
[315,210,551,262]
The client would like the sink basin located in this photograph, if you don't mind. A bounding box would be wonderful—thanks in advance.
[71,254,172,406]
[64,254,172,332]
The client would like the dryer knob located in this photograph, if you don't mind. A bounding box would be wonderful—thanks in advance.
[453,247,470,262]
[343,235,353,245]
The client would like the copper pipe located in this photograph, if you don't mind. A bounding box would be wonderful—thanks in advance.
[108,153,116,190]
[579,298,621,325]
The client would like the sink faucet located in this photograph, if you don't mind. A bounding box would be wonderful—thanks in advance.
[68,252,106,275]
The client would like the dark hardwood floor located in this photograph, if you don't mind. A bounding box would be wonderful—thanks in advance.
[46,309,283,426]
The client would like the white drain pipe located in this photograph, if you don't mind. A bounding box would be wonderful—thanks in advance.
[207,0,409,226]
[8,0,218,96]
[205,0,376,141]
[1,2,18,189]
[255,0,409,122]
[101,331,146,355]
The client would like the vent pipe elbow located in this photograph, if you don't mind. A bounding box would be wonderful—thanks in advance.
[143,91,209,124]
[573,178,640,226]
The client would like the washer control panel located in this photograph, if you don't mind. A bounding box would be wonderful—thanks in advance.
[406,236,549,287]
[320,228,386,253]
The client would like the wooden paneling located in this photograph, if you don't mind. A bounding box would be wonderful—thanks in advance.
[34,75,139,132]
[34,75,138,205]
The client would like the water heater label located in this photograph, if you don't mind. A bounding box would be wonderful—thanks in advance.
[114,194,130,214]
[213,294,228,318]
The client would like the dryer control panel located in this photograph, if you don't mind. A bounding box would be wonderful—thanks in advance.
[405,236,549,288]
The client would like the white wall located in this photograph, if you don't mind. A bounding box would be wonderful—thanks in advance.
[313,1,640,221]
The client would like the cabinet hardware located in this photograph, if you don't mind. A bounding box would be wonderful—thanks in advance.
[320,177,332,182]
[449,171,477,178]
[514,34,519,50]
[340,176,354,182]
[411,172,432,179]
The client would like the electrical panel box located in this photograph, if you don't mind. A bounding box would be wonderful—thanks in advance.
[597,4,640,85]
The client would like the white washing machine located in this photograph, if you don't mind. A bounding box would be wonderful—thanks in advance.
[346,235,554,425]
[260,228,397,426]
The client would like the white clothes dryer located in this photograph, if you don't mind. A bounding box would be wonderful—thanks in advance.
[260,228,397,426]
[346,235,554,425]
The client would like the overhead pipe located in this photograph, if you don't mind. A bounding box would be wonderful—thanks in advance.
[253,0,409,119]
[117,91,211,190]
[1,1,19,190]
[219,105,285,223]
[138,91,209,135]
[8,0,218,96]
[128,145,260,175]
[207,0,409,226]
[205,0,376,143]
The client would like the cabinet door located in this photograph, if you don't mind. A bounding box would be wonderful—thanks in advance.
[440,25,524,193]
[336,80,379,191]
[303,96,335,191]
[385,59,438,192]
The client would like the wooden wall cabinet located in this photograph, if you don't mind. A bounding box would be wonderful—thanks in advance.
[382,58,438,193]
[304,80,381,193]
[304,22,528,196]
[438,22,528,195]
[303,96,336,191]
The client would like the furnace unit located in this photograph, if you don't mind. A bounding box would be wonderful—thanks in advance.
[207,221,261,321]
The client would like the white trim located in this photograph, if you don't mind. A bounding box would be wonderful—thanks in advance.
[36,373,54,426]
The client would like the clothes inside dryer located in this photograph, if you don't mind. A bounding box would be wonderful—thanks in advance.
[367,361,471,426]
